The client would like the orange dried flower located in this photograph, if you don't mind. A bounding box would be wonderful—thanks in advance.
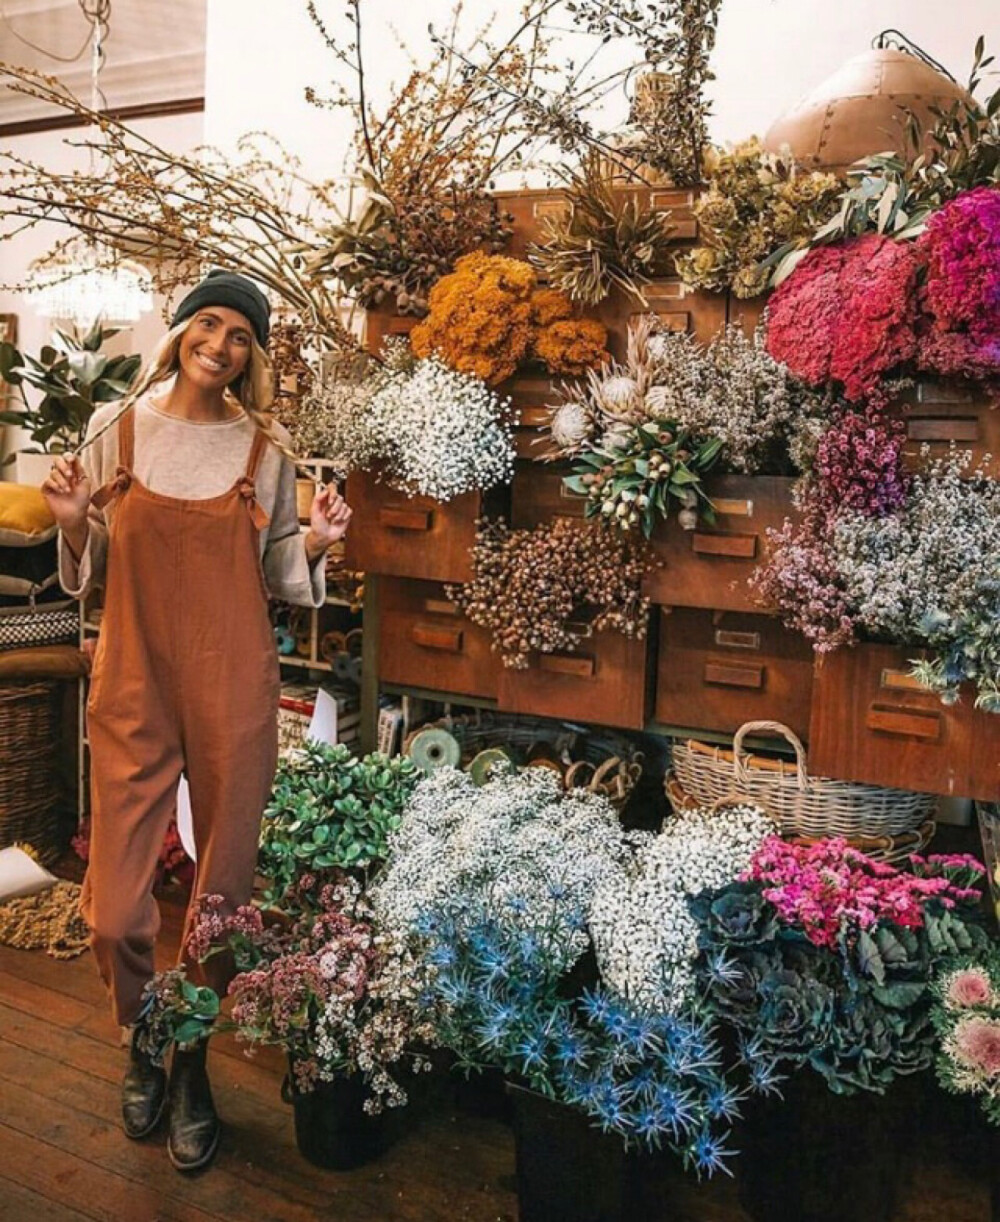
[533,318,609,375]
[530,288,574,327]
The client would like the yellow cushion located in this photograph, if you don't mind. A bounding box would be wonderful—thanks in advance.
[0,483,57,546]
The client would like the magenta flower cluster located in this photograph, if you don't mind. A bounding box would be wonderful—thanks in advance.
[767,234,921,401]
[813,402,910,518]
[919,185,1000,377]
[745,837,985,950]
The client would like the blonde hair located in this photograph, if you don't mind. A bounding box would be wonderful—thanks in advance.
[81,315,303,469]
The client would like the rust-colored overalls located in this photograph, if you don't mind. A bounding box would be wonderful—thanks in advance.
[81,406,280,1026]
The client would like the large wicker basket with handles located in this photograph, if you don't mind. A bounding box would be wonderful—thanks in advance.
[671,720,937,843]
[0,679,63,862]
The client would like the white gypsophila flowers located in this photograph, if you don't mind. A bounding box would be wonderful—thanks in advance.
[365,356,515,500]
[372,766,630,961]
[589,802,775,1012]
[834,453,1000,642]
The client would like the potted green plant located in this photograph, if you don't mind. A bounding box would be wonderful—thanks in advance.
[257,742,420,907]
[0,321,140,484]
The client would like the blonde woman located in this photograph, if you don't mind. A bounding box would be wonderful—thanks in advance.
[41,270,351,1172]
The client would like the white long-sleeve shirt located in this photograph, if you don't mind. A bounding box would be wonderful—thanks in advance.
[58,394,325,607]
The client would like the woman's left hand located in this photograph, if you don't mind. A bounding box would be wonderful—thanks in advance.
[306,485,352,556]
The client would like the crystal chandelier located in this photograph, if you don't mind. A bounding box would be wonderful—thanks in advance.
[30,238,153,329]
[26,0,154,330]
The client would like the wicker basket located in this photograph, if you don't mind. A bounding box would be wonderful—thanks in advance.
[671,720,937,842]
[664,775,934,865]
[405,712,643,812]
[0,679,63,862]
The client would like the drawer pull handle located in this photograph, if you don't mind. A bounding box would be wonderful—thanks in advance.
[692,532,758,559]
[538,652,596,678]
[712,497,754,518]
[410,624,463,653]
[518,406,551,428]
[423,598,459,617]
[379,507,432,531]
[650,310,690,333]
[880,668,931,693]
[650,190,694,209]
[704,662,764,689]
[714,629,761,651]
[906,417,979,443]
[866,704,942,741]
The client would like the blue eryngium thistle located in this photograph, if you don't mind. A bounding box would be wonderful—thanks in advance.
[690,1126,736,1179]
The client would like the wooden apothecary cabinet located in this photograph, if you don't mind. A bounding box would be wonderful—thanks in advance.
[497,623,653,731]
[654,607,814,739]
[643,475,795,613]
[808,642,1000,801]
[378,578,498,700]
[344,471,507,585]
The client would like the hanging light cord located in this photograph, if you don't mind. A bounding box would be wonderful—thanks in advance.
[0,0,111,79]
[873,29,957,83]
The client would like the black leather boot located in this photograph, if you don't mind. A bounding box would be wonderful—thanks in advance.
[121,1024,168,1139]
[167,1041,220,1172]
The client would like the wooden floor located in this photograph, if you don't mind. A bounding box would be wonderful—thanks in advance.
[0,879,993,1222]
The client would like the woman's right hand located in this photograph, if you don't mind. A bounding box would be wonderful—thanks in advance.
[41,453,91,532]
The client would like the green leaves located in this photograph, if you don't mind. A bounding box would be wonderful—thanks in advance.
[257,741,421,906]
[0,323,139,454]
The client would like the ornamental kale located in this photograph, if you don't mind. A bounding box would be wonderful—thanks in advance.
[932,949,1000,1126]
[692,843,990,1097]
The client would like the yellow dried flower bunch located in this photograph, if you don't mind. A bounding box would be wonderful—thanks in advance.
[410,253,609,385]
[676,138,842,298]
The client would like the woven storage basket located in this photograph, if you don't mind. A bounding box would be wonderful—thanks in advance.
[665,775,934,865]
[0,600,78,653]
[0,679,63,862]
[405,712,643,812]
[671,719,936,842]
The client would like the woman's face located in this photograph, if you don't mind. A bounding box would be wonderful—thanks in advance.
[176,306,254,392]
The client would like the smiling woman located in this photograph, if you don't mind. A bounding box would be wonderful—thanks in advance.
[36,269,352,1174]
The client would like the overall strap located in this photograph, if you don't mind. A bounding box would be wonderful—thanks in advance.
[238,420,272,531]
[244,421,270,482]
[118,404,135,470]
[90,406,135,511]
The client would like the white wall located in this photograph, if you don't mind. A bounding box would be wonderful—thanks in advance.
[205,0,997,182]
[0,110,204,466]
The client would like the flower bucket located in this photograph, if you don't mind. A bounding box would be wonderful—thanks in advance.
[976,802,1000,926]
[285,1067,384,1171]
[736,1072,907,1222]
[506,1080,635,1222]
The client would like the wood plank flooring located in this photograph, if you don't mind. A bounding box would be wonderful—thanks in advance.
[0,875,993,1221]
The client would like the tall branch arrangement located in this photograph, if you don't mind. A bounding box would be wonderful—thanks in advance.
[0,67,361,358]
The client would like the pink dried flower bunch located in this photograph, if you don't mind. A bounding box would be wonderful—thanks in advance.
[767,234,921,401]
[749,506,857,651]
[745,837,984,950]
[812,401,910,518]
[919,186,1000,377]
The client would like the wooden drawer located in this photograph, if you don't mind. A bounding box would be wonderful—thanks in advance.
[808,642,1000,801]
[891,380,1000,479]
[643,475,795,612]
[727,293,768,340]
[497,621,652,730]
[654,608,814,739]
[510,462,588,529]
[378,579,498,700]
[364,309,416,355]
[493,186,698,262]
[344,470,505,584]
[596,280,728,356]
[501,374,565,461]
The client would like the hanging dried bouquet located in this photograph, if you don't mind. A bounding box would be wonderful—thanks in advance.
[445,517,650,669]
